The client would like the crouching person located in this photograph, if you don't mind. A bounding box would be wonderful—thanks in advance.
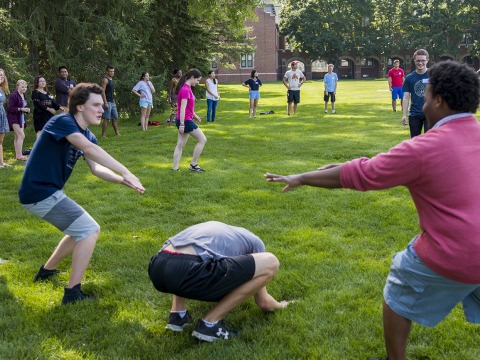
[148,221,289,342]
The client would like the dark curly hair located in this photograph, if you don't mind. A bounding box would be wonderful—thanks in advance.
[428,61,479,113]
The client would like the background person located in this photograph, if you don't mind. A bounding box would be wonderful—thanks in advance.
[282,61,305,116]
[148,221,289,342]
[323,64,338,114]
[167,69,182,126]
[54,66,76,108]
[402,49,429,137]
[20,83,144,305]
[101,65,120,138]
[205,70,220,123]
[32,75,62,138]
[172,69,207,172]
[6,79,30,161]
[242,69,262,118]
[132,72,155,131]
[388,60,405,112]
[0,68,11,168]
[265,61,480,360]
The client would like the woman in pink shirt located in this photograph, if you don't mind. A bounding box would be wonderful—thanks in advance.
[172,69,207,172]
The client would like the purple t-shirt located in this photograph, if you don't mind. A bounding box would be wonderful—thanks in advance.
[176,84,195,121]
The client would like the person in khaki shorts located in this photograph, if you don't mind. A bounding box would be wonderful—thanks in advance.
[19,83,144,305]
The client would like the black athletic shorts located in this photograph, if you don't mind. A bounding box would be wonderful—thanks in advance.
[287,90,300,104]
[148,251,256,302]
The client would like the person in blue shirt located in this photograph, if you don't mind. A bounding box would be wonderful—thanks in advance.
[402,49,429,137]
[242,69,263,118]
[324,64,338,114]
[20,83,145,305]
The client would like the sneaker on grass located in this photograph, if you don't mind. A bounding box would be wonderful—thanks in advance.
[62,283,95,305]
[189,164,205,173]
[33,265,59,282]
[192,319,238,342]
[165,311,194,332]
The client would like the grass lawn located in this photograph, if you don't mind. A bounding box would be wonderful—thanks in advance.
[1,79,479,360]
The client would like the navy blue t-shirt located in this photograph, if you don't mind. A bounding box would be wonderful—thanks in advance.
[402,70,429,116]
[244,78,262,91]
[19,113,98,204]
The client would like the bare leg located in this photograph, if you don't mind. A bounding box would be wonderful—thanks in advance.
[102,119,108,138]
[140,107,147,130]
[324,101,328,111]
[12,124,25,159]
[189,128,207,166]
[202,252,286,322]
[392,100,396,111]
[331,102,335,111]
[287,102,292,115]
[112,119,120,136]
[249,99,254,117]
[145,106,152,129]
[172,131,189,169]
[68,231,99,287]
[171,295,187,311]
[293,103,298,115]
[383,301,411,360]
[253,99,259,117]
[0,133,5,164]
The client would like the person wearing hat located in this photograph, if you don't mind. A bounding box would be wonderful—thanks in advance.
[282,61,305,116]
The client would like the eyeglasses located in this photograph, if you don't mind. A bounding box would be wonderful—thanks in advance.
[415,60,427,63]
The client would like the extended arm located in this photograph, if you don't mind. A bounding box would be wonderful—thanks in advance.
[66,132,144,193]
[265,164,343,192]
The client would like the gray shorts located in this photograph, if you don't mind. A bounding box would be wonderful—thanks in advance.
[384,237,480,327]
[22,190,100,241]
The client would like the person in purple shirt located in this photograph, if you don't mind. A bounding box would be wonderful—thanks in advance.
[54,66,76,108]
[265,61,480,360]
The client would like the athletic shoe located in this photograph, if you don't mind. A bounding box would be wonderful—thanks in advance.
[189,164,205,173]
[325,110,328,113]
[33,265,59,282]
[165,311,194,332]
[192,319,238,342]
[62,283,95,305]
[332,110,336,114]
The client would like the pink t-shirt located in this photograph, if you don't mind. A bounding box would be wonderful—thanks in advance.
[388,67,404,87]
[340,116,480,284]
[176,83,195,121]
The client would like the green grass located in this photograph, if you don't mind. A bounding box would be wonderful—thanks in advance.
[1,80,479,359]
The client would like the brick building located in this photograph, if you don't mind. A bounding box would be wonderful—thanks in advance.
[215,2,479,83]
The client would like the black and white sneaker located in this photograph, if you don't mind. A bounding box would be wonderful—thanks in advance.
[188,164,205,173]
[165,311,194,332]
[192,319,238,342]
[33,265,59,282]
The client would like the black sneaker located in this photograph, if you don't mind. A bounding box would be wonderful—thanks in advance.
[33,265,59,282]
[62,283,95,305]
[192,319,238,342]
[165,311,194,332]
[188,164,205,173]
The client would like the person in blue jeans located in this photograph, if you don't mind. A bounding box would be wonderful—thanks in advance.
[402,49,429,137]
[205,71,220,122]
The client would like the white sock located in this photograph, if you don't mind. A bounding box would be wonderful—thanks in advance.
[202,319,219,328]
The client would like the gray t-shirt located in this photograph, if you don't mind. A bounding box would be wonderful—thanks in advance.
[161,221,266,260]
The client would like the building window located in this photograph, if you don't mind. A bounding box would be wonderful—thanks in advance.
[340,60,349,67]
[361,58,374,67]
[461,32,473,46]
[241,53,254,68]
[311,60,328,72]
[211,57,217,69]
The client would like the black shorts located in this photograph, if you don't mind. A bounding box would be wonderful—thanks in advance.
[148,251,256,302]
[324,92,336,102]
[287,90,300,104]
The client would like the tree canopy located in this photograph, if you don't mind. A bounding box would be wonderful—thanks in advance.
[280,0,480,64]
[0,0,258,114]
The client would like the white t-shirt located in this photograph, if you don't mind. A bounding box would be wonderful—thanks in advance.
[205,78,219,100]
[284,70,304,90]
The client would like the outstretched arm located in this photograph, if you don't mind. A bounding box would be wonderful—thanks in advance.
[264,164,343,192]
[66,132,145,193]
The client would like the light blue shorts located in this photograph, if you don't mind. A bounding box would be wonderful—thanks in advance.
[102,102,118,120]
[384,237,480,327]
[22,190,100,241]
[249,90,260,100]
[139,99,153,108]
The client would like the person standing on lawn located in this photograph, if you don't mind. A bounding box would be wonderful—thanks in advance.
[20,83,145,305]
[388,60,405,112]
[148,221,289,342]
[101,65,120,138]
[282,61,305,116]
[242,69,262,118]
[265,61,480,360]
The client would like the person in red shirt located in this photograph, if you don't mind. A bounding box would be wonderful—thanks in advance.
[387,60,405,112]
